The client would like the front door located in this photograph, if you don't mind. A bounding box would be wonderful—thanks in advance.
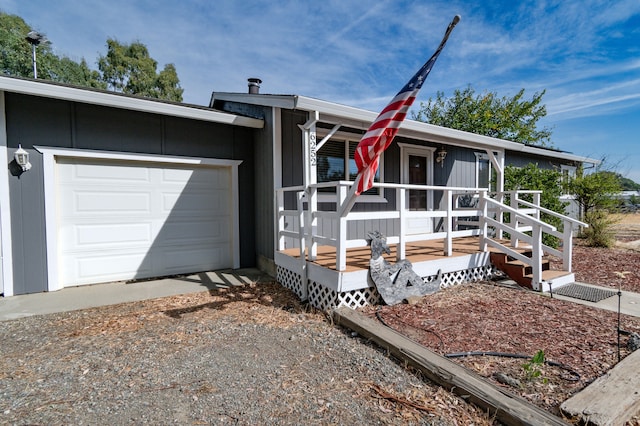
[402,146,435,234]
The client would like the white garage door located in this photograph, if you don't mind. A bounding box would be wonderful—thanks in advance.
[56,158,234,286]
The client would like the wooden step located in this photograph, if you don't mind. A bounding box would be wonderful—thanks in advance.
[505,259,550,276]
[490,252,570,291]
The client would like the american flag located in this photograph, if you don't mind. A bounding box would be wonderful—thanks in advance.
[353,15,460,195]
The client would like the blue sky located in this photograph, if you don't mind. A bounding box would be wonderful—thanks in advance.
[3,0,640,182]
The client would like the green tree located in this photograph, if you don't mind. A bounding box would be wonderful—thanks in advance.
[98,39,183,102]
[568,167,621,247]
[1,13,182,101]
[569,169,621,218]
[49,57,106,89]
[412,86,552,146]
[504,164,567,247]
[0,13,44,77]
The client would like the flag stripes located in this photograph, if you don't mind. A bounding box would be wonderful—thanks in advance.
[352,15,460,195]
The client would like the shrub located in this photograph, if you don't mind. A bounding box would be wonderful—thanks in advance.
[583,210,617,248]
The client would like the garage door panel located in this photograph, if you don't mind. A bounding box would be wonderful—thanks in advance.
[64,251,152,285]
[60,160,152,183]
[158,219,229,245]
[56,159,234,287]
[161,167,230,187]
[161,191,228,215]
[157,245,229,274]
[73,223,153,247]
[74,191,152,213]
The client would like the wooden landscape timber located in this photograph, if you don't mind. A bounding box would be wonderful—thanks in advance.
[333,307,569,426]
[561,348,640,425]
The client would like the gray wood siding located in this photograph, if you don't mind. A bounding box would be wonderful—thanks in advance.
[5,93,256,295]
[253,107,275,263]
[281,110,305,187]
[506,151,566,170]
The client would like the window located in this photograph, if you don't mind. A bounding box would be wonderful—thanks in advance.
[560,165,577,194]
[475,153,492,190]
[316,139,382,199]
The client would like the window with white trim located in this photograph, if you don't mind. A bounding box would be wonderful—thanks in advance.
[316,139,383,200]
[560,164,577,194]
[475,153,493,190]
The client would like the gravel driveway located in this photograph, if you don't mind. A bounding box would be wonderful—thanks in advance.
[0,282,489,425]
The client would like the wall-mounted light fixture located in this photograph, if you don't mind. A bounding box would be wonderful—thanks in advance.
[435,147,447,167]
[14,145,31,172]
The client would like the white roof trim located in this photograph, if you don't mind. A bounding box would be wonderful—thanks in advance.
[212,92,599,164]
[0,76,263,129]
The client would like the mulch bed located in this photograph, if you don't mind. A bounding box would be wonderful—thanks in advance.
[362,282,640,419]
[568,243,640,293]
[364,220,640,423]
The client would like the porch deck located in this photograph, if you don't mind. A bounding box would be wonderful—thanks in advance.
[279,236,490,272]
[275,236,499,309]
[275,185,585,309]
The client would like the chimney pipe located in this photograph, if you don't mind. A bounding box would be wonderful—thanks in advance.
[248,78,262,94]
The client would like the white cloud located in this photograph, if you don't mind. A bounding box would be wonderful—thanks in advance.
[3,0,640,179]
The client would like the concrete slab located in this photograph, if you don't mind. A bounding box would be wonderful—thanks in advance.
[493,278,640,318]
[0,268,271,321]
[552,282,640,318]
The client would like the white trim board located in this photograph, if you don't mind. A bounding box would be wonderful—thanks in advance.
[0,92,14,296]
[37,147,243,292]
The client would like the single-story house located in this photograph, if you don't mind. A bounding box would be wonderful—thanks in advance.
[0,75,599,308]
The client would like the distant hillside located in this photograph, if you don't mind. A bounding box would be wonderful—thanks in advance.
[621,176,640,191]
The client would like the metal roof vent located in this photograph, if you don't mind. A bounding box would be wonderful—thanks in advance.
[248,78,262,94]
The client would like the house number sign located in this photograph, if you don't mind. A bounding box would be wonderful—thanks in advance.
[309,131,317,166]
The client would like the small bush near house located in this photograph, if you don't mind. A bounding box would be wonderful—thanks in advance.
[582,210,618,248]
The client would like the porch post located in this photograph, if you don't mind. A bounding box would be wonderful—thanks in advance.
[479,190,488,252]
[296,191,307,259]
[531,223,543,291]
[336,184,348,271]
[297,191,308,300]
[509,191,519,248]
[444,189,453,256]
[487,150,505,239]
[298,112,319,260]
[397,188,406,261]
[533,192,541,221]
[276,190,286,251]
[562,223,573,272]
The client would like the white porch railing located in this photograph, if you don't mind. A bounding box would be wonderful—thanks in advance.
[276,182,587,290]
[480,191,588,289]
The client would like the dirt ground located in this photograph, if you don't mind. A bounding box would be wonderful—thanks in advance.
[3,214,638,425]
[571,214,640,293]
[365,213,640,424]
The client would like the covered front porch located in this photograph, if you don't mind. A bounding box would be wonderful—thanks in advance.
[275,182,587,310]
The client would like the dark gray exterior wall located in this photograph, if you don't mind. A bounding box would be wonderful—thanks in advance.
[505,151,571,170]
[5,92,256,295]
[253,106,275,271]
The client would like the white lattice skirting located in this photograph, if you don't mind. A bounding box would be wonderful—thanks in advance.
[277,265,497,311]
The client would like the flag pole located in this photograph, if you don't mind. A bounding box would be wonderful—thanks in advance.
[340,174,363,217]
[338,15,461,218]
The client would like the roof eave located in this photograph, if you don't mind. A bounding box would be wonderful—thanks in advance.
[210,92,600,165]
[0,76,264,129]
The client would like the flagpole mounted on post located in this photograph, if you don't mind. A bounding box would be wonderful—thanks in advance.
[338,15,461,218]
